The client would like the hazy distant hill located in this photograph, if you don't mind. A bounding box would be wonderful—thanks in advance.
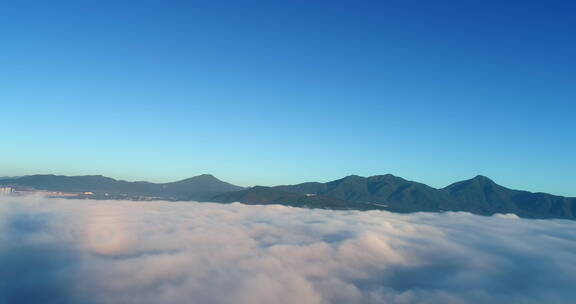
[0,174,243,201]
[2,173,575,220]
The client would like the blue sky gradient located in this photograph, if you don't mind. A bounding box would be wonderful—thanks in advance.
[1,1,575,195]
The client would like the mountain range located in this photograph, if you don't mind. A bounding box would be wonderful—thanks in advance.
[1,174,574,220]
[0,174,243,201]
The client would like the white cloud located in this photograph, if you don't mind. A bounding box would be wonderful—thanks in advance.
[0,195,575,304]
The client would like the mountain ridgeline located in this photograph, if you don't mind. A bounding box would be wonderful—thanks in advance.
[214,175,576,219]
[1,174,575,220]
[0,174,243,201]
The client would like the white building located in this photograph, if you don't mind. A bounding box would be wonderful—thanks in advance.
[0,187,13,195]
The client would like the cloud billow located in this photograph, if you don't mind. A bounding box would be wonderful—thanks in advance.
[0,195,575,304]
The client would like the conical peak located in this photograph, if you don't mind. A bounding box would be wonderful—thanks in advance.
[471,175,494,183]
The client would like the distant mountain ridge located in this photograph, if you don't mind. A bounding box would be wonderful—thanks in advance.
[214,174,576,220]
[1,173,575,220]
[0,174,244,201]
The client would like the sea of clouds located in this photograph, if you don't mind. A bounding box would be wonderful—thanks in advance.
[0,195,575,304]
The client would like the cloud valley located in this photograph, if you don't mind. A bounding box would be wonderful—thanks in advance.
[1,195,575,304]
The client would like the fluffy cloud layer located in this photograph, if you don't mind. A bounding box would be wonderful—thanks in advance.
[0,195,575,304]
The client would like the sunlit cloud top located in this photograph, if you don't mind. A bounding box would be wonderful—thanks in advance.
[1,195,575,304]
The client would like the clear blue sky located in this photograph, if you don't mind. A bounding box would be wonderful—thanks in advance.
[1,1,575,195]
